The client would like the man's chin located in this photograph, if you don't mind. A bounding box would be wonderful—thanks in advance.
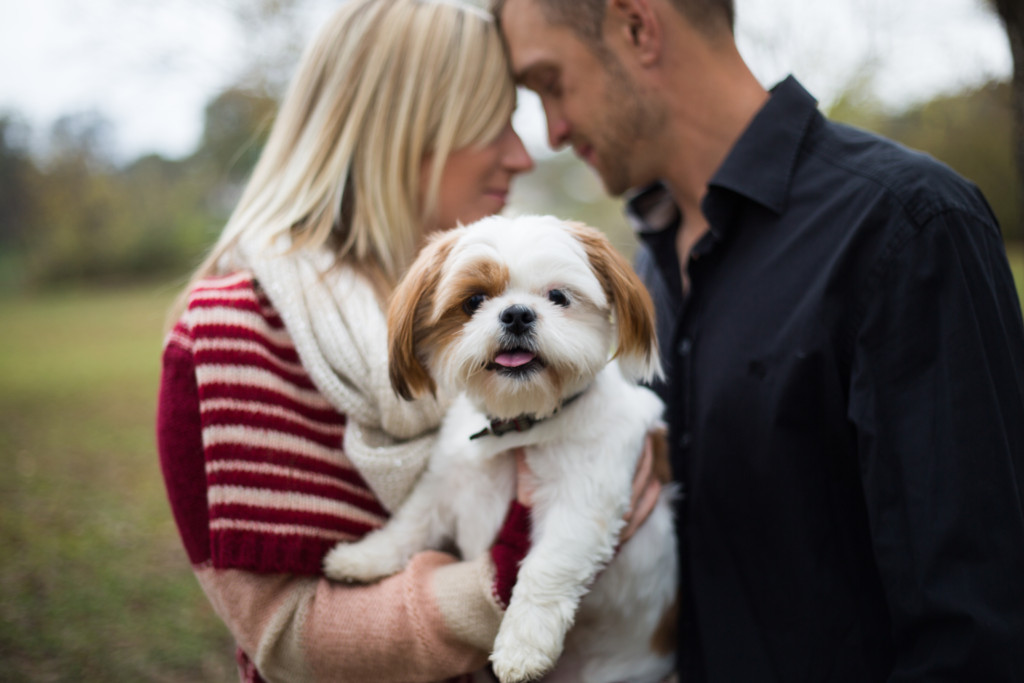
[573,148,631,197]
[596,169,632,198]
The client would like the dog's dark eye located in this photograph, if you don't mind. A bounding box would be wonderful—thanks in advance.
[548,289,569,307]
[463,293,486,315]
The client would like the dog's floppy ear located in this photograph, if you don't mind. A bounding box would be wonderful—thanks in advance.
[567,222,663,382]
[387,229,460,400]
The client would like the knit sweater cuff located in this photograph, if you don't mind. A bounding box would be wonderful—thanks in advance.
[431,554,504,654]
[489,500,532,608]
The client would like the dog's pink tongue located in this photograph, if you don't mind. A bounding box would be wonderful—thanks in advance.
[494,351,536,368]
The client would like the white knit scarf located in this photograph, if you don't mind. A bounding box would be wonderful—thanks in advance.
[241,237,447,512]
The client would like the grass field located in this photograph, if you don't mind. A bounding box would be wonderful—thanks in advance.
[1,247,1022,682]
[0,283,236,682]
[1010,243,1024,304]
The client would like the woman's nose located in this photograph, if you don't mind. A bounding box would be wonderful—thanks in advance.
[503,127,534,173]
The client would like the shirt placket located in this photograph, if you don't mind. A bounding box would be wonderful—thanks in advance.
[673,228,719,486]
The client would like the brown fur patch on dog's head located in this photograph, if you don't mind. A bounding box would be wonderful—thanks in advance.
[387,229,461,400]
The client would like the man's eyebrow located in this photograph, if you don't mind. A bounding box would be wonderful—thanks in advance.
[512,63,549,88]
[511,65,534,86]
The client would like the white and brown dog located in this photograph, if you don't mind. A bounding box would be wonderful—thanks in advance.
[324,215,677,683]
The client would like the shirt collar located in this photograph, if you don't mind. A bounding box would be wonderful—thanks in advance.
[707,75,821,216]
[626,181,680,235]
[626,76,821,235]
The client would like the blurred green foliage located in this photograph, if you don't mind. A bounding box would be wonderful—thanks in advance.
[830,80,1021,240]
[1009,243,1024,304]
[0,77,1020,294]
[0,86,277,291]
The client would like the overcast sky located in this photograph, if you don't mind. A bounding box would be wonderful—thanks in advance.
[1,0,1012,162]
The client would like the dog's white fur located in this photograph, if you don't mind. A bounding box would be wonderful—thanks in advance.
[323,215,678,683]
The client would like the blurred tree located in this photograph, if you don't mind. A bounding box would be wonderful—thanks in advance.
[110,84,280,281]
[0,114,36,250]
[990,0,1023,236]
[4,106,223,287]
[194,87,278,185]
[26,112,123,283]
[114,154,217,279]
[44,111,116,172]
[0,114,39,288]
[830,80,1020,242]
[2,1,1019,292]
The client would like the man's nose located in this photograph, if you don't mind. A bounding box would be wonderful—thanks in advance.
[542,102,571,149]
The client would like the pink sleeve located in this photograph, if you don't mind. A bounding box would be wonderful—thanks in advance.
[194,552,499,683]
[156,297,533,682]
[200,504,532,682]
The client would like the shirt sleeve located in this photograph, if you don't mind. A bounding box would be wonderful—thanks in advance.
[848,207,1024,680]
[156,324,530,683]
[192,552,497,683]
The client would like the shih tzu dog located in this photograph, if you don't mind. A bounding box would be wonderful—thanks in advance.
[323,215,677,683]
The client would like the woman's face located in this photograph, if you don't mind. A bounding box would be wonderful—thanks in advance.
[421,121,534,234]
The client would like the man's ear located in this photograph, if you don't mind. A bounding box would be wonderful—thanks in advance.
[606,0,661,66]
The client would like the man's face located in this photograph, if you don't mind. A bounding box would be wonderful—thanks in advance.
[499,0,651,196]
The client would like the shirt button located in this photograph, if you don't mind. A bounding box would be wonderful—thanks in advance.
[677,338,693,357]
[680,433,693,449]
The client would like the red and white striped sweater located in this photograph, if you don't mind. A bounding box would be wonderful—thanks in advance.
[157,272,530,683]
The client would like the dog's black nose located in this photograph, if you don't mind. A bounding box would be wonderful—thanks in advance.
[500,305,536,335]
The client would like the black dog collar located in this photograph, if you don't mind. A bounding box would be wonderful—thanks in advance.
[468,390,588,441]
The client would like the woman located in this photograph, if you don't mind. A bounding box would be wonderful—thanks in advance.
[157,1,534,680]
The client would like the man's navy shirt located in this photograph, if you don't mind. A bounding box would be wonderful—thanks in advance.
[632,77,1024,681]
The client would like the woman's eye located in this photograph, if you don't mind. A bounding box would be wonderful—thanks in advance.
[463,293,486,315]
[548,289,569,307]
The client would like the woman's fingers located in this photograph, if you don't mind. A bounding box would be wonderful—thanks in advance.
[620,434,663,544]
[512,447,534,507]
[510,431,667,543]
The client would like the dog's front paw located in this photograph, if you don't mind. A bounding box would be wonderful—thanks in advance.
[322,536,405,582]
[490,642,555,683]
[489,602,566,682]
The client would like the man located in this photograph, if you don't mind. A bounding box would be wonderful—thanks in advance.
[494,0,1024,680]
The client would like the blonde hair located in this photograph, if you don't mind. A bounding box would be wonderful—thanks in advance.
[174,0,516,318]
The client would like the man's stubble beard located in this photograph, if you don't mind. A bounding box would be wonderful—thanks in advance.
[592,53,664,197]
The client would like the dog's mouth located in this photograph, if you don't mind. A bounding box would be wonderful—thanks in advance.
[485,348,545,377]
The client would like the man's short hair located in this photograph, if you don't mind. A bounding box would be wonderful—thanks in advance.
[492,0,735,49]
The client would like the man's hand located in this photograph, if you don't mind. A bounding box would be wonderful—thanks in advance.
[510,433,665,543]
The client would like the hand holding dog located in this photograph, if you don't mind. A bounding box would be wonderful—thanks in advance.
[512,436,663,543]
[329,216,677,683]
